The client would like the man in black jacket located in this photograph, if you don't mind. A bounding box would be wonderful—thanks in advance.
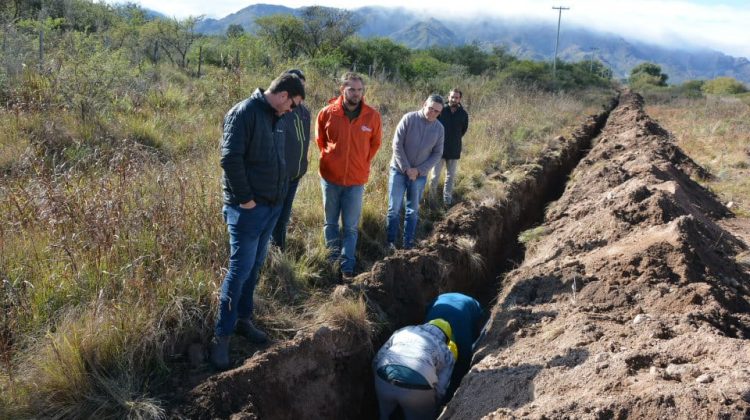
[429,88,469,206]
[211,73,305,371]
[271,69,311,251]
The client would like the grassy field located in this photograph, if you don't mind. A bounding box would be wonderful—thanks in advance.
[646,94,750,217]
[0,60,611,417]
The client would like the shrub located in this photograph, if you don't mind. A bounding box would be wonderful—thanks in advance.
[629,62,668,89]
[701,77,748,95]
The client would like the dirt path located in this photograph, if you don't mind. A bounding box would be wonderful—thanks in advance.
[442,92,750,419]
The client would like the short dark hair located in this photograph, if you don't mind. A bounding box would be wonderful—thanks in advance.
[268,73,305,100]
[449,88,462,97]
[285,68,305,82]
[340,72,364,88]
[426,94,444,105]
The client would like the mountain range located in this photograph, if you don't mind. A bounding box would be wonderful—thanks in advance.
[194,4,750,84]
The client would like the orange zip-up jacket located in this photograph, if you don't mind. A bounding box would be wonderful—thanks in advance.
[316,95,382,186]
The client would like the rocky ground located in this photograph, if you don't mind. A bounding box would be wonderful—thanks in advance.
[442,92,750,419]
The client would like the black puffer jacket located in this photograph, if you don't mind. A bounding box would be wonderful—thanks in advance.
[220,88,288,206]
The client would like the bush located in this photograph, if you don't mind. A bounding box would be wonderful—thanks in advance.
[677,80,705,98]
[629,62,668,89]
[701,77,748,95]
[498,60,552,89]
[340,37,411,79]
[426,43,493,76]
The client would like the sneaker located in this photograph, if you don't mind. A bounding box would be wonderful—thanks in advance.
[387,242,397,255]
[235,318,269,344]
[209,335,231,371]
[342,271,355,282]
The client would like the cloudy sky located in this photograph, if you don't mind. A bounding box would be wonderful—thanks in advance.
[107,0,750,59]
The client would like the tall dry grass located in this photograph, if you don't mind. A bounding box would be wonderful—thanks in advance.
[647,95,750,216]
[0,60,611,417]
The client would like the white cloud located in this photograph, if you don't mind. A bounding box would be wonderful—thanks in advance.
[107,0,750,58]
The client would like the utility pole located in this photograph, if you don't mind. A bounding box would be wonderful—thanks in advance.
[552,6,569,81]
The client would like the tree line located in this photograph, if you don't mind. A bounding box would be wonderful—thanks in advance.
[0,0,615,102]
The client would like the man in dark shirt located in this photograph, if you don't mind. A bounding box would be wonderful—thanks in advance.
[271,69,311,251]
[211,73,305,371]
[429,89,469,206]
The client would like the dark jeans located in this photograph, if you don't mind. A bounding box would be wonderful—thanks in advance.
[215,203,282,337]
[271,177,300,250]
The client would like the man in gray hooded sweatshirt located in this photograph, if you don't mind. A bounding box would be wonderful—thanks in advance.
[386,94,444,250]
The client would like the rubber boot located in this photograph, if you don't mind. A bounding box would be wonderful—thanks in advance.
[235,318,269,344]
[209,335,231,371]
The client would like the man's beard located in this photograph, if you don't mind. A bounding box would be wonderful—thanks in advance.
[345,97,360,107]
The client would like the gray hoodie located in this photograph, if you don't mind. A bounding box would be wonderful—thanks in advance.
[390,110,444,176]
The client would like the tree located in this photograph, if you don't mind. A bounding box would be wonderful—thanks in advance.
[297,6,360,58]
[629,62,668,88]
[489,46,517,72]
[225,23,244,38]
[498,60,552,89]
[154,16,202,68]
[701,77,747,95]
[427,43,492,76]
[405,52,451,83]
[255,14,304,59]
[341,37,411,77]
[1,0,41,22]
[676,80,704,98]
[256,7,360,60]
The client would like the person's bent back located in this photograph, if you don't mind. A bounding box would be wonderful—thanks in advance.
[425,293,483,398]
[373,319,457,419]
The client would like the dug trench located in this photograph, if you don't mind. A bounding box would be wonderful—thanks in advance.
[171,92,618,419]
[175,91,750,418]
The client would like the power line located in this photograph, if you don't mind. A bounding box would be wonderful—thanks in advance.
[552,5,570,82]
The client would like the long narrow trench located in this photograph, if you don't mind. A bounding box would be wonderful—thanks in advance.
[413,95,619,412]
[178,94,620,420]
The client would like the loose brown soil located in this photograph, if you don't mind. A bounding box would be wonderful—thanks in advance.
[442,92,750,419]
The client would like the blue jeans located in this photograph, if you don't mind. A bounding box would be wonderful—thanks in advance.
[386,167,427,249]
[215,203,282,337]
[320,178,364,274]
[271,177,300,251]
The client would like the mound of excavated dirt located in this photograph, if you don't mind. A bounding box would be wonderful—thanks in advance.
[443,92,750,419]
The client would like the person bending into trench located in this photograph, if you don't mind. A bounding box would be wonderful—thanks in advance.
[372,319,458,420]
[425,293,484,399]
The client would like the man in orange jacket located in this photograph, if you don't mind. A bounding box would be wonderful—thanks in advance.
[316,72,382,280]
